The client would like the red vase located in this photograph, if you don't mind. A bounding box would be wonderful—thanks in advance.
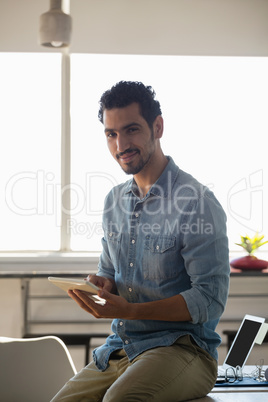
[230,255,268,271]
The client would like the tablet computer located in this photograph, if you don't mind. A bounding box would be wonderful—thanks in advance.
[220,314,265,372]
[48,277,106,305]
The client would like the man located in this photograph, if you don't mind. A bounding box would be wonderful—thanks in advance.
[52,81,229,401]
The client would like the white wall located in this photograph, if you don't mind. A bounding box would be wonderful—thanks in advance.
[0,0,268,55]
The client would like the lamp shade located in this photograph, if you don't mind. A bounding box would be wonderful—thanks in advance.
[39,1,72,48]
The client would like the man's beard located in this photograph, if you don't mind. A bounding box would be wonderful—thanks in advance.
[117,131,155,175]
[117,147,154,175]
[121,152,146,175]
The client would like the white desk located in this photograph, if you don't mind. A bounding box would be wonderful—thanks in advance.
[191,393,267,401]
[189,366,268,402]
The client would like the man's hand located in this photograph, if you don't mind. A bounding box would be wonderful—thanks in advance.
[67,288,133,320]
[68,274,191,322]
[85,274,117,294]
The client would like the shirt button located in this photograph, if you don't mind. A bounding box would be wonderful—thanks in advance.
[109,232,112,237]
[128,287,132,292]
[125,340,129,345]
[135,213,139,218]
[156,245,160,250]
[119,321,123,326]
[131,239,135,244]
[130,262,133,267]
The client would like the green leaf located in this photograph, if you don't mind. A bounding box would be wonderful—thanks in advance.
[236,232,268,255]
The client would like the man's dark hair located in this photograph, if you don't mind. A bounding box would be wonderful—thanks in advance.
[98,81,162,128]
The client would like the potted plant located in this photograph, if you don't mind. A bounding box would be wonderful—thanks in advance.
[230,233,268,271]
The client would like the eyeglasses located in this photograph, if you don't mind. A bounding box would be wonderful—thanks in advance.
[225,365,243,383]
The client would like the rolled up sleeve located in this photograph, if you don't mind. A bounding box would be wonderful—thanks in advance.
[180,191,230,324]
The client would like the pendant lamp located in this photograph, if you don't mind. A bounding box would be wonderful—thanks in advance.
[39,0,72,48]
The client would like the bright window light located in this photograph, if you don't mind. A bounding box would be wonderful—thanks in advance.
[0,53,61,251]
[1,53,267,253]
[70,54,268,252]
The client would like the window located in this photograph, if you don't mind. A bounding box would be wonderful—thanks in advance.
[0,53,61,250]
[1,53,267,253]
[70,54,268,252]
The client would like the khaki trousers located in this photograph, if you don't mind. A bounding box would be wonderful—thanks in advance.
[51,335,217,402]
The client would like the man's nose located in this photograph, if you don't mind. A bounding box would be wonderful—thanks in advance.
[116,134,130,153]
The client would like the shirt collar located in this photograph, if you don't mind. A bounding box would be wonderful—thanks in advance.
[125,156,179,198]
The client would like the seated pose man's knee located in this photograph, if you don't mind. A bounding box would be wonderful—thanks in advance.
[52,81,229,402]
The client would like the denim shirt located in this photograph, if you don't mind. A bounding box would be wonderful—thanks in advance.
[93,157,230,371]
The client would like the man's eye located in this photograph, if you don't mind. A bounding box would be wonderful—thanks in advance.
[107,132,116,138]
[128,127,138,133]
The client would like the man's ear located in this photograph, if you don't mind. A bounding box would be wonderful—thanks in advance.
[153,115,164,139]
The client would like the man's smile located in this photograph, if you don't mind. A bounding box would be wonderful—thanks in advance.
[117,150,139,163]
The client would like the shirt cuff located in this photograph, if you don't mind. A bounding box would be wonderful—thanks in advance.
[180,289,208,324]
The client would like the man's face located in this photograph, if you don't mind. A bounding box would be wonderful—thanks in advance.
[103,102,156,175]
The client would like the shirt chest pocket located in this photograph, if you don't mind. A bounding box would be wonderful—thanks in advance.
[143,235,177,280]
